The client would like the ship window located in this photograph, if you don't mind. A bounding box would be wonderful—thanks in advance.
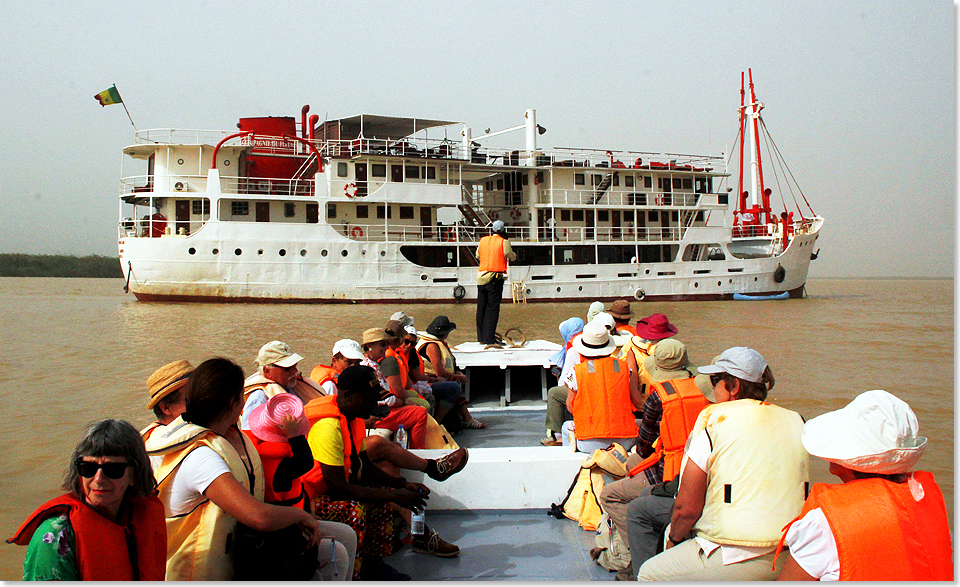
[377,205,392,219]
[522,174,528,186]
[485,181,493,191]
[719,193,728,205]
[671,211,679,222]
[536,171,544,183]
[574,173,585,186]
[597,210,609,222]
[356,205,369,219]
[372,164,386,177]
[613,174,619,187]
[560,209,571,221]
[625,175,635,188]
[231,201,249,216]
[598,245,635,264]
[572,210,584,222]
[399,206,414,220]
[644,175,652,188]
[426,166,436,180]
[327,203,337,219]
[284,203,295,218]
[496,178,504,190]
[672,178,681,189]
[592,174,602,186]
[648,211,658,222]
[629,193,647,206]
[405,166,420,179]
[682,178,693,190]
[337,162,348,177]
[192,199,210,215]
[623,211,634,222]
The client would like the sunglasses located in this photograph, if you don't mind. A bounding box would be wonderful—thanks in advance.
[75,459,132,479]
[709,373,723,387]
[402,338,417,345]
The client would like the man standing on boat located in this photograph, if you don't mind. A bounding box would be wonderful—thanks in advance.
[475,220,516,344]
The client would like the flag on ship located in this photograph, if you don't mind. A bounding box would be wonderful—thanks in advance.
[94,85,122,107]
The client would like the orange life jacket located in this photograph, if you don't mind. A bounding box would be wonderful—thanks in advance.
[8,493,167,581]
[571,356,637,440]
[385,347,409,389]
[241,430,308,510]
[309,364,339,388]
[628,378,709,480]
[478,234,508,273]
[301,395,366,499]
[777,471,953,581]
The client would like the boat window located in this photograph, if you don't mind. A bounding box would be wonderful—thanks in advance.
[625,175,635,188]
[284,203,295,218]
[591,174,602,186]
[648,211,658,222]
[536,171,544,183]
[682,243,725,261]
[671,211,679,222]
[612,174,619,187]
[597,210,609,222]
[640,245,662,263]
[327,203,336,219]
[337,162,348,177]
[560,209,571,221]
[522,174,529,186]
[598,245,636,264]
[376,205,392,219]
[628,193,647,206]
[192,199,210,215]
[623,211,634,222]
[497,178,504,190]
[306,203,319,224]
[231,201,249,216]
[672,178,681,189]
[426,166,436,180]
[682,178,693,190]
[399,206,415,220]
[513,245,551,266]
[485,180,493,191]
[574,174,585,186]
[644,175,652,188]
[572,210,584,222]
[356,205,369,219]
[555,246,594,265]
[405,166,420,179]
[372,164,386,177]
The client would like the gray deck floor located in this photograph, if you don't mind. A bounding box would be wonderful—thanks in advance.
[382,387,617,581]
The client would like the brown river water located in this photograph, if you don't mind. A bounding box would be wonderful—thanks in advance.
[0,277,952,578]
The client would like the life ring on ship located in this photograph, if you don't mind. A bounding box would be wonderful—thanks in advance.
[634,288,646,301]
[351,226,364,239]
[773,265,786,283]
[510,207,522,220]
[453,285,466,301]
[344,182,357,198]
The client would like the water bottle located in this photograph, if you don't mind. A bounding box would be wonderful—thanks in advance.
[396,425,408,449]
[410,510,425,536]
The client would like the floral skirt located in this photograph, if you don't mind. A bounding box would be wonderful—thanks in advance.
[313,495,398,580]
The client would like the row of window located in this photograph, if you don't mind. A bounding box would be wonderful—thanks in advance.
[556,209,704,223]
[229,201,299,218]
[326,204,420,220]
[337,162,438,180]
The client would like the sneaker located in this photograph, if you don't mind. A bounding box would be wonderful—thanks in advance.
[540,436,562,446]
[428,448,468,481]
[411,528,460,558]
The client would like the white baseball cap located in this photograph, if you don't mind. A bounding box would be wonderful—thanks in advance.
[331,339,364,360]
[698,346,767,383]
[801,390,927,474]
[256,340,304,368]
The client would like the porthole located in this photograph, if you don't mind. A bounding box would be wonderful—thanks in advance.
[728,279,733,284]
[361,250,367,257]
[234,248,242,256]
[279,249,286,256]
[754,277,758,281]
[321,250,328,257]
[578,286,583,292]
[644,269,651,275]
[223,160,231,166]
[526,288,532,295]
[556,287,561,293]
[421,275,428,281]
[694,282,699,288]
[212,248,219,255]
[718,281,722,286]
[177,158,184,165]
[258,249,264,255]
[300,249,307,257]
[341,250,348,257]
[380,251,386,257]
[188,247,196,255]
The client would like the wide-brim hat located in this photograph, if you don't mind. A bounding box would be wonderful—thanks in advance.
[694,374,716,403]
[635,313,678,340]
[248,393,310,443]
[573,321,617,358]
[586,301,605,324]
[607,300,634,320]
[361,328,390,346]
[643,339,697,382]
[801,390,927,475]
[147,360,194,409]
[426,316,457,337]
[256,340,304,368]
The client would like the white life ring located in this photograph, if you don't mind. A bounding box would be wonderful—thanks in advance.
[510,207,522,220]
[344,182,357,198]
[351,226,364,239]
[634,288,646,301]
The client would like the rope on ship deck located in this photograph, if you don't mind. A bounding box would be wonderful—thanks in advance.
[483,328,526,349]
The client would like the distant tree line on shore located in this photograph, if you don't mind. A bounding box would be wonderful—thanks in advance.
[0,254,122,278]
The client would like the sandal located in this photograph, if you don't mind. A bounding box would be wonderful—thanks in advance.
[462,418,487,429]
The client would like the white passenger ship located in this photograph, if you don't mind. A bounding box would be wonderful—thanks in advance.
[118,72,822,303]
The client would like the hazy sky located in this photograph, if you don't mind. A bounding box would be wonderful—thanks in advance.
[0,0,953,278]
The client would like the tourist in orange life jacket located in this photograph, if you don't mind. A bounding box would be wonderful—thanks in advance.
[777,390,953,581]
[241,340,325,431]
[9,419,166,581]
[607,299,639,338]
[598,340,709,568]
[383,319,432,409]
[243,392,357,581]
[541,316,586,446]
[304,365,454,580]
[475,220,516,344]
[360,327,429,448]
[310,339,365,396]
[637,347,808,581]
[560,320,643,453]
[619,313,680,404]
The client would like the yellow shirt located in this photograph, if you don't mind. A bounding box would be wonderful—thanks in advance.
[307,418,366,467]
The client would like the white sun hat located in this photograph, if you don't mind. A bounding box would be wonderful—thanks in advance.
[572,320,617,358]
[801,389,927,475]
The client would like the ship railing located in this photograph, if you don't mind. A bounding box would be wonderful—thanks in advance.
[331,222,685,245]
[538,189,705,208]
[546,147,724,170]
[134,128,237,145]
[319,137,465,160]
[119,174,315,198]
[732,224,774,239]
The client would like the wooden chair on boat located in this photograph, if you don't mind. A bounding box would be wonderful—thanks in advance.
[511,280,527,303]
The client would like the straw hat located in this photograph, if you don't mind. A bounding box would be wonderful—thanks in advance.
[607,300,634,320]
[147,360,193,409]
[361,328,390,346]
[635,313,678,341]
[247,393,310,444]
[643,339,697,382]
[698,347,767,384]
[801,390,927,475]
[256,341,304,368]
[573,320,617,358]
